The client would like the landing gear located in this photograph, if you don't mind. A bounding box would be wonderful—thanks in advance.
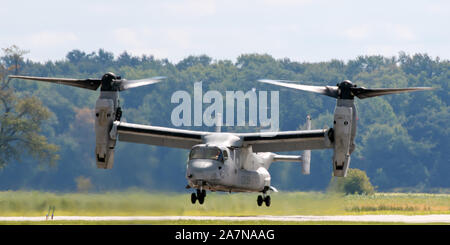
[191,189,206,205]
[264,195,271,207]
[191,193,197,204]
[257,195,264,206]
[257,192,271,207]
[197,189,206,204]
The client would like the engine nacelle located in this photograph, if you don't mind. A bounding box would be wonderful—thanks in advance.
[302,115,312,175]
[95,97,117,169]
[332,105,353,177]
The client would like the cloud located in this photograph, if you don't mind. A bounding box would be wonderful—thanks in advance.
[111,27,191,60]
[113,28,144,47]
[29,31,78,46]
[163,0,217,17]
[426,2,450,15]
[165,28,192,49]
[344,25,370,40]
[263,0,312,7]
[343,24,415,42]
[365,45,399,56]
[386,24,415,41]
[86,3,125,15]
[364,44,430,58]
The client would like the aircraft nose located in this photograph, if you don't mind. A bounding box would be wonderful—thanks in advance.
[187,159,220,181]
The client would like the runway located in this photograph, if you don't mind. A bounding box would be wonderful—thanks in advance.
[1,215,450,223]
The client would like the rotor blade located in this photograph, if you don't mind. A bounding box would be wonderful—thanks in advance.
[119,76,166,91]
[351,87,434,99]
[8,75,101,90]
[258,79,339,98]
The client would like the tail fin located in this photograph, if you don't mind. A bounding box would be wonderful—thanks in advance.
[272,115,312,175]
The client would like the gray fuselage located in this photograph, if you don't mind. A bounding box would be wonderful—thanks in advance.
[186,144,272,193]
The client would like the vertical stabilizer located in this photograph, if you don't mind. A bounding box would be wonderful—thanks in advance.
[302,115,312,175]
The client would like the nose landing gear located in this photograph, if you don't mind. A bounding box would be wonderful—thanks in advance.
[191,189,206,205]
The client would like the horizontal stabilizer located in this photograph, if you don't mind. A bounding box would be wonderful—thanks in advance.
[273,154,302,162]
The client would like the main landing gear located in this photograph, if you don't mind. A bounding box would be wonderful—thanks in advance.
[257,192,271,207]
[191,189,206,205]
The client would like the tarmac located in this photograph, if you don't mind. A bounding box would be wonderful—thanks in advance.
[1,215,450,223]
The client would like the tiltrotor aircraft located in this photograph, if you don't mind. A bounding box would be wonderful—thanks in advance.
[9,74,433,206]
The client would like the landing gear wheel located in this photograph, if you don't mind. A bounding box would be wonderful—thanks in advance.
[191,193,197,204]
[264,195,271,207]
[257,195,263,206]
[196,189,206,205]
[198,194,205,204]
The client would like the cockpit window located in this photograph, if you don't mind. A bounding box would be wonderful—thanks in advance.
[189,146,223,161]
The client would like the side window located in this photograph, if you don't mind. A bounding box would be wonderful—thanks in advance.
[223,150,228,160]
[228,147,234,161]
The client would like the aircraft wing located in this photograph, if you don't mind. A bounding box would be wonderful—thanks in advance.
[237,129,333,152]
[112,121,209,149]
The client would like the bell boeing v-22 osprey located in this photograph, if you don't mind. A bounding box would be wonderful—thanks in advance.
[9,74,433,206]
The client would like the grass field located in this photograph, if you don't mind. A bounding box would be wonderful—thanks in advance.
[1,220,448,225]
[0,190,449,218]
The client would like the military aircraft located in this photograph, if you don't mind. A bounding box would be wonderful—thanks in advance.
[9,74,433,207]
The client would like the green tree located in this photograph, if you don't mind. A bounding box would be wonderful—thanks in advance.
[328,168,375,195]
[66,49,86,64]
[176,55,212,70]
[0,46,59,168]
[1,45,29,75]
[75,176,93,193]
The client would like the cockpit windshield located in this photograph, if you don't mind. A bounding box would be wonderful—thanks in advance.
[189,146,223,161]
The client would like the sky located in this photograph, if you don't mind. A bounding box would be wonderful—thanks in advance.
[1,0,449,63]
